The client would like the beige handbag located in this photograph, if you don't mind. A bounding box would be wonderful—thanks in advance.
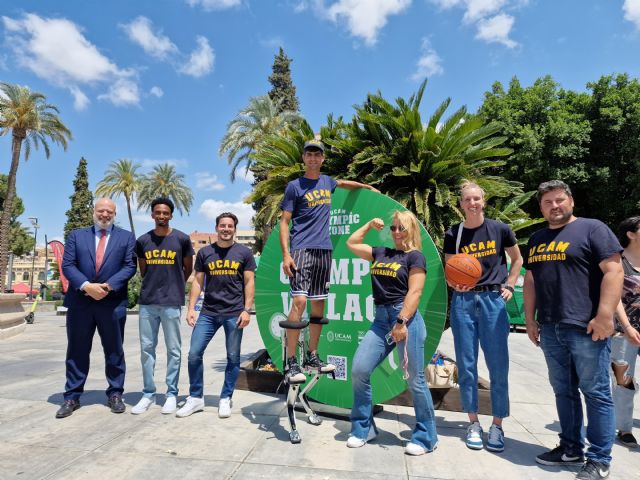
[426,352,458,388]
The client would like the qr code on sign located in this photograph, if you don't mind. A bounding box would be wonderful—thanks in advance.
[327,355,347,381]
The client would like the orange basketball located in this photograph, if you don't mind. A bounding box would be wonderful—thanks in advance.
[445,253,482,288]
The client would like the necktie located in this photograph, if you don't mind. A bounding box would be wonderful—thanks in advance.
[96,229,107,272]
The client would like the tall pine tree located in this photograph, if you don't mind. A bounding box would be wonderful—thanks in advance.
[252,48,302,252]
[268,47,300,114]
[64,157,94,239]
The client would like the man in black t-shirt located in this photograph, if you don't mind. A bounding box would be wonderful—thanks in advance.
[176,212,255,419]
[523,180,623,479]
[131,198,194,415]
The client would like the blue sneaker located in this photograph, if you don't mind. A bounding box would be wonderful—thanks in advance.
[486,424,505,452]
[465,421,483,450]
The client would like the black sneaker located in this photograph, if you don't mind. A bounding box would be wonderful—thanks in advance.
[285,357,306,383]
[576,460,610,479]
[303,352,336,373]
[536,445,584,466]
[617,431,638,448]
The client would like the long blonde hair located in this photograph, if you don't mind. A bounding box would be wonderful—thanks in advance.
[393,210,422,252]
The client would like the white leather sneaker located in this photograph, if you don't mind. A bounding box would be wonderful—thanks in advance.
[131,396,154,415]
[161,396,177,414]
[175,396,204,417]
[346,427,378,448]
[218,397,232,418]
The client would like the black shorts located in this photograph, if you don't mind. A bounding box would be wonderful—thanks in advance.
[289,249,332,299]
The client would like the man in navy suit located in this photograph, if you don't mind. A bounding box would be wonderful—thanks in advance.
[56,198,137,418]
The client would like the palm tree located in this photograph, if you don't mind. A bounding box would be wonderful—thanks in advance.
[219,95,301,181]
[95,159,142,237]
[0,82,71,291]
[327,80,527,247]
[138,163,193,215]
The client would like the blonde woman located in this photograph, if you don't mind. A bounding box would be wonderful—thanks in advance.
[444,181,522,452]
[346,211,438,455]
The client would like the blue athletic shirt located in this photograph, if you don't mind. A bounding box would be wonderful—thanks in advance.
[443,219,517,286]
[524,217,622,328]
[370,247,426,305]
[281,174,338,250]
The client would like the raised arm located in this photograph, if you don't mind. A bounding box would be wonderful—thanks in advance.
[346,218,384,261]
[336,179,380,193]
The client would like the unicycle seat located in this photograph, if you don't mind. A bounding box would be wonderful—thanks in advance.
[279,319,310,330]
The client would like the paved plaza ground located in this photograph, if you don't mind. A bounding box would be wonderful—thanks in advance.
[1,312,638,479]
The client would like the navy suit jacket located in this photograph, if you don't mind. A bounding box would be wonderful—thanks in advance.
[62,225,137,308]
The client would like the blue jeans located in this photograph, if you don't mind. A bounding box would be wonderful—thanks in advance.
[610,334,639,432]
[450,291,510,418]
[539,323,615,464]
[138,305,182,398]
[187,313,243,399]
[351,304,438,451]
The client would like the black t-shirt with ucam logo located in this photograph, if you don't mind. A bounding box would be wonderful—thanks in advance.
[195,242,256,316]
[370,247,426,305]
[443,218,517,286]
[524,217,622,328]
[136,229,195,306]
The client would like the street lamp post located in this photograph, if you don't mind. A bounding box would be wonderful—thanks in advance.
[28,217,39,301]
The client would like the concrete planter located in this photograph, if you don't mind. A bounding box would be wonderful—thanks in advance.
[0,293,27,340]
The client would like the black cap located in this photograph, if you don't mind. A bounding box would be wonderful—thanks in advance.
[303,139,325,152]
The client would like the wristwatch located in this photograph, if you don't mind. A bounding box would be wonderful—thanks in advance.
[243,307,251,314]
[503,285,514,293]
[396,315,409,325]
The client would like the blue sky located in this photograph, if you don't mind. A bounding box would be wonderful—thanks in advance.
[2,0,639,244]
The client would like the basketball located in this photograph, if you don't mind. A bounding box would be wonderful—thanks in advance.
[445,254,482,288]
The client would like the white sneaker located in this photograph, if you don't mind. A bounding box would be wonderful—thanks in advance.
[405,442,427,456]
[218,397,232,418]
[346,427,378,448]
[161,396,177,415]
[175,396,204,417]
[131,396,154,415]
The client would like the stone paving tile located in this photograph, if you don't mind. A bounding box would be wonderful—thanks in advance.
[1,443,90,480]
[233,463,408,480]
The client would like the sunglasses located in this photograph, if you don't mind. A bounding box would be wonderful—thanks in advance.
[389,224,406,232]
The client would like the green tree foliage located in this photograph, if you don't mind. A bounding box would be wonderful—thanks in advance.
[0,174,35,256]
[95,158,142,236]
[268,47,300,114]
[64,157,94,239]
[478,73,640,229]
[138,163,193,215]
[127,272,141,309]
[0,82,71,289]
[249,81,534,248]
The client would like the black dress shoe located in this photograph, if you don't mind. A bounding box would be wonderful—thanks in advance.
[108,395,126,413]
[56,399,80,418]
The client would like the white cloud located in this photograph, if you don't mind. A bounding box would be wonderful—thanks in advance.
[98,76,140,106]
[475,13,517,48]
[149,86,164,97]
[68,86,90,111]
[199,198,254,229]
[196,172,226,191]
[318,0,412,46]
[1,13,140,109]
[187,0,242,11]
[259,36,285,49]
[120,16,178,60]
[623,0,640,29]
[411,38,444,81]
[293,0,309,13]
[180,36,215,77]
[462,0,508,23]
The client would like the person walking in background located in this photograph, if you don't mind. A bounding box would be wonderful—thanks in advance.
[346,211,438,456]
[443,181,522,452]
[56,198,136,418]
[131,197,194,415]
[610,216,640,448]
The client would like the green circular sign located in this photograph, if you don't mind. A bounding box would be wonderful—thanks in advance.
[255,188,448,408]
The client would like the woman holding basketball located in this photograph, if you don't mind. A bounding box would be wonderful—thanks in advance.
[346,210,438,456]
[443,181,523,453]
